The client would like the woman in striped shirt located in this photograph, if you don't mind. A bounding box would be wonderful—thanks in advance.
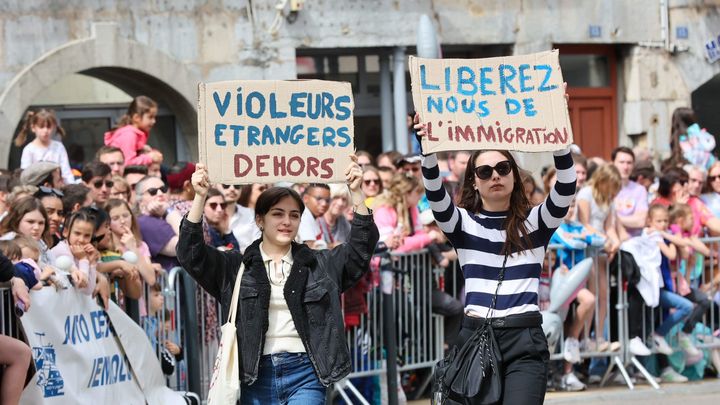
[415,117,577,404]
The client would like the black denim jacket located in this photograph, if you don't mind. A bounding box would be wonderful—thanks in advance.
[176,212,379,386]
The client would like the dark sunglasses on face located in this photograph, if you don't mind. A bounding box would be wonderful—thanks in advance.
[35,186,64,198]
[363,179,380,186]
[208,202,228,211]
[678,180,688,186]
[93,180,114,189]
[474,161,513,180]
[145,185,168,196]
[222,184,241,190]
[709,175,720,182]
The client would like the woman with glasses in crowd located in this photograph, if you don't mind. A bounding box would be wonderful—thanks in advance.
[203,188,240,251]
[177,157,378,404]
[414,111,576,404]
[361,165,383,208]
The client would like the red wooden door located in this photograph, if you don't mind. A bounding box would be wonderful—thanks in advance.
[558,45,618,160]
[568,97,615,159]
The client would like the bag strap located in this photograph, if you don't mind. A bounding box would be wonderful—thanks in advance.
[484,254,509,321]
[227,262,245,325]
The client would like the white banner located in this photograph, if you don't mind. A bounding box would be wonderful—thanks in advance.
[18,288,185,405]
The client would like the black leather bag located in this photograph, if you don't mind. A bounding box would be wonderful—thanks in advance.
[432,256,507,405]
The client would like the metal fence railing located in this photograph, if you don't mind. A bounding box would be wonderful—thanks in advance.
[3,237,720,403]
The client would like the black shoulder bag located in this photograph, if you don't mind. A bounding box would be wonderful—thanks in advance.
[431,255,508,405]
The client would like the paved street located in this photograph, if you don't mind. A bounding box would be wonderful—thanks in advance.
[407,379,720,404]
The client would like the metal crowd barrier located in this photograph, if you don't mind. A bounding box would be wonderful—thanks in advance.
[543,236,720,392]
[334,248,445,404]
[633,237,720,364]
[0,281,22,339]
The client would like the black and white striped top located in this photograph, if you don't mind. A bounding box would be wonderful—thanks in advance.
[421,149,577,317]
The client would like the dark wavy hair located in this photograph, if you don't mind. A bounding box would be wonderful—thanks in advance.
[458,150,531,256]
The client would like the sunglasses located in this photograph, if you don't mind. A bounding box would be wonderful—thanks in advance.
[208,202,228,211]
[709,175,720,182]
[363,179,380,186]
[474,161,513,180]
[222,184,241,190]
[93,180,114,189]
[678,180,688,186]
[35,186,64,198]
[145,185,168,196]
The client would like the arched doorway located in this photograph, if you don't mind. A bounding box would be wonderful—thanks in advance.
[0,22,200,168]
[692,74,720,146]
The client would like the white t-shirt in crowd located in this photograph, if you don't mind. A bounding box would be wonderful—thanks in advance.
[576,185,614,233]
[20,140,76,184]
[229,204,261,254]
[298,208,327,249]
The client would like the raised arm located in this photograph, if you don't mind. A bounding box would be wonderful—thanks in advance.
[176,164,242,300]
[324,156,379,291]
[413,116,463,241]
[537,148,577,230]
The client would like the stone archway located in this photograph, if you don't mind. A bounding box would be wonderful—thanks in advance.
[0,22,201,167]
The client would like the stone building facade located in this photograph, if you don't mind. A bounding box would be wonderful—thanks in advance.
[0,0,718,169]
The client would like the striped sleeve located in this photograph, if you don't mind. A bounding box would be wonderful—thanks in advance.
[538,148,577,229]
[421,153,462,236]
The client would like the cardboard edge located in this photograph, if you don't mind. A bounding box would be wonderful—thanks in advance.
[197,82,207,167]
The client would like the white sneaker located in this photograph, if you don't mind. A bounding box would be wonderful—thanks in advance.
[588,374,602,384]
[563,337,581,364]
[629,336,652,356]
[560,372,586,391]
[652,333,674,355]
[660,367,688,383]
[678,332,701,358]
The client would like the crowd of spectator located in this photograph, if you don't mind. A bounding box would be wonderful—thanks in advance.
[1,98,720,402]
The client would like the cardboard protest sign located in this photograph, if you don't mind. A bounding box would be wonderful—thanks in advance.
[198,80,355,184]
[409,50,573,154]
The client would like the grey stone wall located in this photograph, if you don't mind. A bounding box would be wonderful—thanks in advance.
[0,0,718,167]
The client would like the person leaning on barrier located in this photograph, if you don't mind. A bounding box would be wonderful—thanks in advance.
[176,157,379,404]
[414,106,577,404]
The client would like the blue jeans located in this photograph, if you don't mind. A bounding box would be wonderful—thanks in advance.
[241,352,326,405]
[656,289,693,336]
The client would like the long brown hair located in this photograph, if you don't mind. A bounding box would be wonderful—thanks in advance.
[373,173,421,235]
[105,198,143,242]
[15,109,66,147]
[587,164,621,208]
[0,196,50,245]
[668,107,696,165]
[458,150,530,256]
[111,95,157,131]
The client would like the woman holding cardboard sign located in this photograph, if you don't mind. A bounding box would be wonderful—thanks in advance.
[176,156,378,404]
[415,112,576,404]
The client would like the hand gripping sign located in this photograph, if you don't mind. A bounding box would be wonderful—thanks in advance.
[409,50,573,154]
[198,80,355,184]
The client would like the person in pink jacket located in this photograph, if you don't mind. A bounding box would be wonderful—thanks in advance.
[104,95,163,167]
[372,172,443,253]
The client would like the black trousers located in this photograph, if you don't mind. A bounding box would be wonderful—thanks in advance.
[450,315,549,405]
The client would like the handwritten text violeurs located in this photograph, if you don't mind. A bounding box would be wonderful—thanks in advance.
[211,89,352,179]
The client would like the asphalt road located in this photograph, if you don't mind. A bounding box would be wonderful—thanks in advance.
[406,379,720,404]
